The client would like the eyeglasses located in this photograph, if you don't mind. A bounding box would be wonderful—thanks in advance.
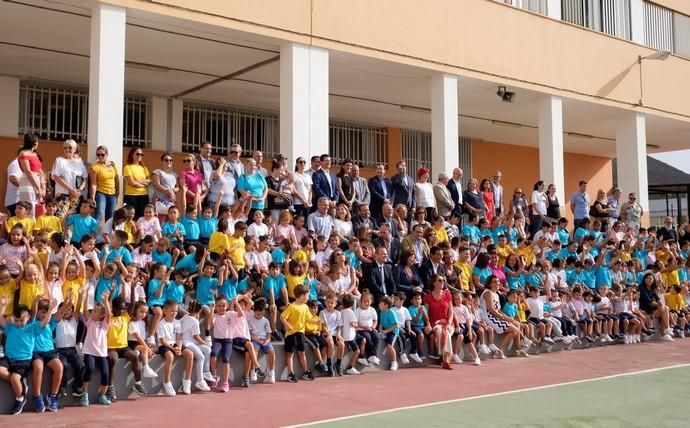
[183,159,193,163]
[230,151,240,154]
[135,153,144,157]
[96,153,106,157]
[163,158,173,162]
[297,160,306,164]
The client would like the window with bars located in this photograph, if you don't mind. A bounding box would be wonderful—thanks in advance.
[561,0,632,39]
[181,103,279,158]
[328,122,387,168]
[500,0,548,14]
[402,130,473,188]
[18,81,151,147]
[644,1,690,57]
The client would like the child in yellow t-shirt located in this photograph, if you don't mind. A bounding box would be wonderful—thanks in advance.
[292,237,314,272]
[225,222,248,272]
[304,300,328,373]
[666,284,687,334]
[6,201,35,235]
[285,259,307,300]
[280,285,313,382]
[496,235,514,267]
[34,200,63,239]
[18,253,45,308]
[431,217,449,244]
[0,265,17,316]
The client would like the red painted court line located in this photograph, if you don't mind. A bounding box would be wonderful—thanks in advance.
[2,341,689,428]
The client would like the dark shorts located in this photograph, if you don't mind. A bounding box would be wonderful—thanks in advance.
[528,318,549,325]
[617,312,635,321]
[284,332,305,353]
[384,331,398,346]
[109,347,133,358]
[8,359,31,376]
[158,345,178,357]
[597,314,616,321]
[128,340,139,350]
[0,356,9,370]
[344,339,359,353]
[577,319,593,324]
[232,337,249,353]
[305,334,327,350]
[211,338,233,363]
[32,350,59,363]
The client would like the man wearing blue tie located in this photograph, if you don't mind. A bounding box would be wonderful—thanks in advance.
[311,154,339,212]
[368,163,391,222]
[390,160,415,214]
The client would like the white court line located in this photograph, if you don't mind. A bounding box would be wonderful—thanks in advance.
[284,362,690,427]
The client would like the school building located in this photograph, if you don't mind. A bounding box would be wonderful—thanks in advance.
[1,0,690,222]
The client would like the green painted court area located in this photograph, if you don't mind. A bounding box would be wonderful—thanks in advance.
[305,366,690,428]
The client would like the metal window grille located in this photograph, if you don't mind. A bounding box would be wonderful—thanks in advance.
[402,129,432,181]
[182,103,279,158]
[458,137,473,189]
[18,81,150,146]
[644,1,674,52]
[673,12,690,58]
[19,82,88,142]
[498,0,547,14]
[562,0,632,39]
[328,122,387,168]
[123,96,151,148]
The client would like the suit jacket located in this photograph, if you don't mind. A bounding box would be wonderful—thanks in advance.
[380,216,400,239]
[352,177,371,207]
[446,179,463,216]
[368,176,391,220]
[390,173,415,209]
[362,262,397,302]
[196,155,217,186]
[311,169,339,206]
[372,236,401,265]
[353,215,379,236]
[418,258,447,290]
[401,236,430,261]
[433,183,454,218]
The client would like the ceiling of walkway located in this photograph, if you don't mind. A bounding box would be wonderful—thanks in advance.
[1,0,689,157]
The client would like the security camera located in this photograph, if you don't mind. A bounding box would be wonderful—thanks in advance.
[497,86,515,103]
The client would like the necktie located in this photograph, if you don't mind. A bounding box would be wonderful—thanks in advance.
[380,266,386,294]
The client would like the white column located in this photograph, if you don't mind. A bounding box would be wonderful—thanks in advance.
[0,76,20,137]
[431,74,459,180]
[538,96,565,203]
[616,112,648,213]
[150,96,168,151]
[87,3,126,169]
[279,43,329,164]
[169,98,183,152]
[546,0,561,20]
[630,0,645,44]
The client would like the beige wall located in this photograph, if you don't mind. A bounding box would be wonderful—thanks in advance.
[114,0,690,123]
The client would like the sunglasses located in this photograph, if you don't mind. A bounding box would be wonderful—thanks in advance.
[297,160,306,164]
[230,151,240,154]
[183,159,193,163]
[163,158,173,162]
[96,153,106,157]
[135,153,144,157]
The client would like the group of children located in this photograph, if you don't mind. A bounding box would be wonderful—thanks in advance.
[0,191,688,416]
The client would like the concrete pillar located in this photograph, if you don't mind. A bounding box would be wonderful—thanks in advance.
[150,96,167,151]
[0,76,20,138]
[630,0,645,44]
[169,98,183,153]
[616,112,649,213]
[546,0,561,20]
[538,96,565,203]
[431,74,459,180]
[279,43,329,164]
[87,3,126,169]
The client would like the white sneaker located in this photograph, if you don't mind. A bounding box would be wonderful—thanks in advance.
[400,354,410,365]
[357,358,369,367]
[142,365,157,378]
[478,344,491,355]
[163,382,176,397]
[265,370,275,384]
[146,336,156,346]
[488,343,500,353]
[203,372,216,384]
[409,353,422,363]
[679,331,685,338]
[0,345,4,358]
[368,355,381,365]
[521,338,533,349]
[181,379,191,395]
[661,334,674,342]
[250,370,258,382]
[390,361,398,371]
[563,336,572,345]
[194,381,210,392]
[543,337,555,344]
[636,334,641,343]
[345,367,360,375]
[472,357,481,366]
[452,354,463,364]
[664,328,674,336]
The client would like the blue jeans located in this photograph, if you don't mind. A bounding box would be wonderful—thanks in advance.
[95,191,117,223]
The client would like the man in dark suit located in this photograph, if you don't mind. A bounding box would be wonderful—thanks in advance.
[390,160,415,213]
[447,167,464,218]
[418,246,446,290]
[372,223,400,265]
[368,163,391,222]
[380,202,400,240]
[311,154,339,210]
[353,204,379,237]
[362,246,397,303]
[195,141,217,192]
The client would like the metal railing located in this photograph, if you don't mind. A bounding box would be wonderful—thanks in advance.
[562,0,632,39]
[329,122,387,168]
[644,1,690,57]
[182,103,279,158]
[18,81,151,147]
[402,129,473,188]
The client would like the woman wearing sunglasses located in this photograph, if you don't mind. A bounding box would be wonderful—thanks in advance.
[123,147,151,218]
[89,145,119,222]
[51,139,87,211]
[179,155,206,212]
[151,153,179,223]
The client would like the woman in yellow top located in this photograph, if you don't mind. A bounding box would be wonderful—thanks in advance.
[123,147,151,219]
[89,145,119,223]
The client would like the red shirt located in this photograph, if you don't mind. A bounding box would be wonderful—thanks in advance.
[18,153,42,173]
[424,290,452,325]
